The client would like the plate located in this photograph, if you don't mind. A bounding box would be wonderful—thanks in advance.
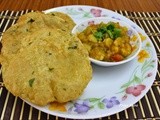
[24,5,158,119]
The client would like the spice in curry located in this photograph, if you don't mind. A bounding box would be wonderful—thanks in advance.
[77,22,134,62]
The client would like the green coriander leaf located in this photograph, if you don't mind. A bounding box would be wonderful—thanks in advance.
[93,31,104,40]
[68,45,77,49]
[107,30,114,39]
[107,23,115,31]
[113,28,121,39]
[27,18,35,23]
[49,68,54,71]
[29,78,35,87]
[97,26,107,34]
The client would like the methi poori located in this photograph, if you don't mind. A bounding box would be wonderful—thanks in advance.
[0,11,92,106]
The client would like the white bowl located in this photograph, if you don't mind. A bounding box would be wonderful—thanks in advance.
[72,17,141,66]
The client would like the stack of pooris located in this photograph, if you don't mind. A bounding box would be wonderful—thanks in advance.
[0,11,92,106]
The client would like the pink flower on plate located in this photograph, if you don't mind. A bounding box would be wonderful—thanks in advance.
[90,8,102,17]
[125,84,146,97]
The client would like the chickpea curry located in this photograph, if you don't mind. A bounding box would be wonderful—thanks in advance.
[77,22,134,62]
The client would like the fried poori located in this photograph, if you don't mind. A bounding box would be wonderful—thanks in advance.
[0,12,92,106]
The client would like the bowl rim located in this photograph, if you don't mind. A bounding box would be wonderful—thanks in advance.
[72,17,142,66]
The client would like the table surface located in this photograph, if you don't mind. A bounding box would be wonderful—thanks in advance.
[0,0,160,120]
[0,0,160,12]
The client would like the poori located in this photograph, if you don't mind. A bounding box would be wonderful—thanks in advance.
[0,11,92,106]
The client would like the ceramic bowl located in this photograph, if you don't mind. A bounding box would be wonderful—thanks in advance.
[72,17,141,66]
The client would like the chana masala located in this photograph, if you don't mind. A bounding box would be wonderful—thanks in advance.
[77,22,136,62]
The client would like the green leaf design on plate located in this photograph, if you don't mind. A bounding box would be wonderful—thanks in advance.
[120,80,132,89]
[89,98,100,102]
[118,45,155,99]
[66,8,81,15]
[98,102,105,109]
[66,8,92,18]
[133,75,141,84]
[83,12,92,18]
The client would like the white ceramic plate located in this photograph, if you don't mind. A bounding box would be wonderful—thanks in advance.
[24,5,158,119]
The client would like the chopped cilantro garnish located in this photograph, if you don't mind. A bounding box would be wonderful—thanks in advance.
[93,31,104,40]
[107,23,115,31]
[97,26,107,33]
[29,78,35,87]
[113,28,121,39]
[107,30,114,39]
[94,22,122,41]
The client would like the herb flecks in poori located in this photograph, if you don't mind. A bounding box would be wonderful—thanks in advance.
[0,11,92,106]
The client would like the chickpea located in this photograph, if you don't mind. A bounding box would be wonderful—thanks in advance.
[103,38,113,48]
[113,37,124,46]
[122,36,130,43]
[83,43,92,52]
[88,34,97,43]
[84,27,92,35]
[77,32,87,42]
[111,45,119,54]
[120,43,132,57]
[89,47,105,60]
[104,50,112,61]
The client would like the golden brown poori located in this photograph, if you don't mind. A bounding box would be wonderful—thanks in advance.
[0,11,92,106]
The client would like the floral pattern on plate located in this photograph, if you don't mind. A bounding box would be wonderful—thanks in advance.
[69,96,120,114]
[65,7,108,18]
[118,37,156,101]
[29,6,158,119]
[48,34,156,114]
